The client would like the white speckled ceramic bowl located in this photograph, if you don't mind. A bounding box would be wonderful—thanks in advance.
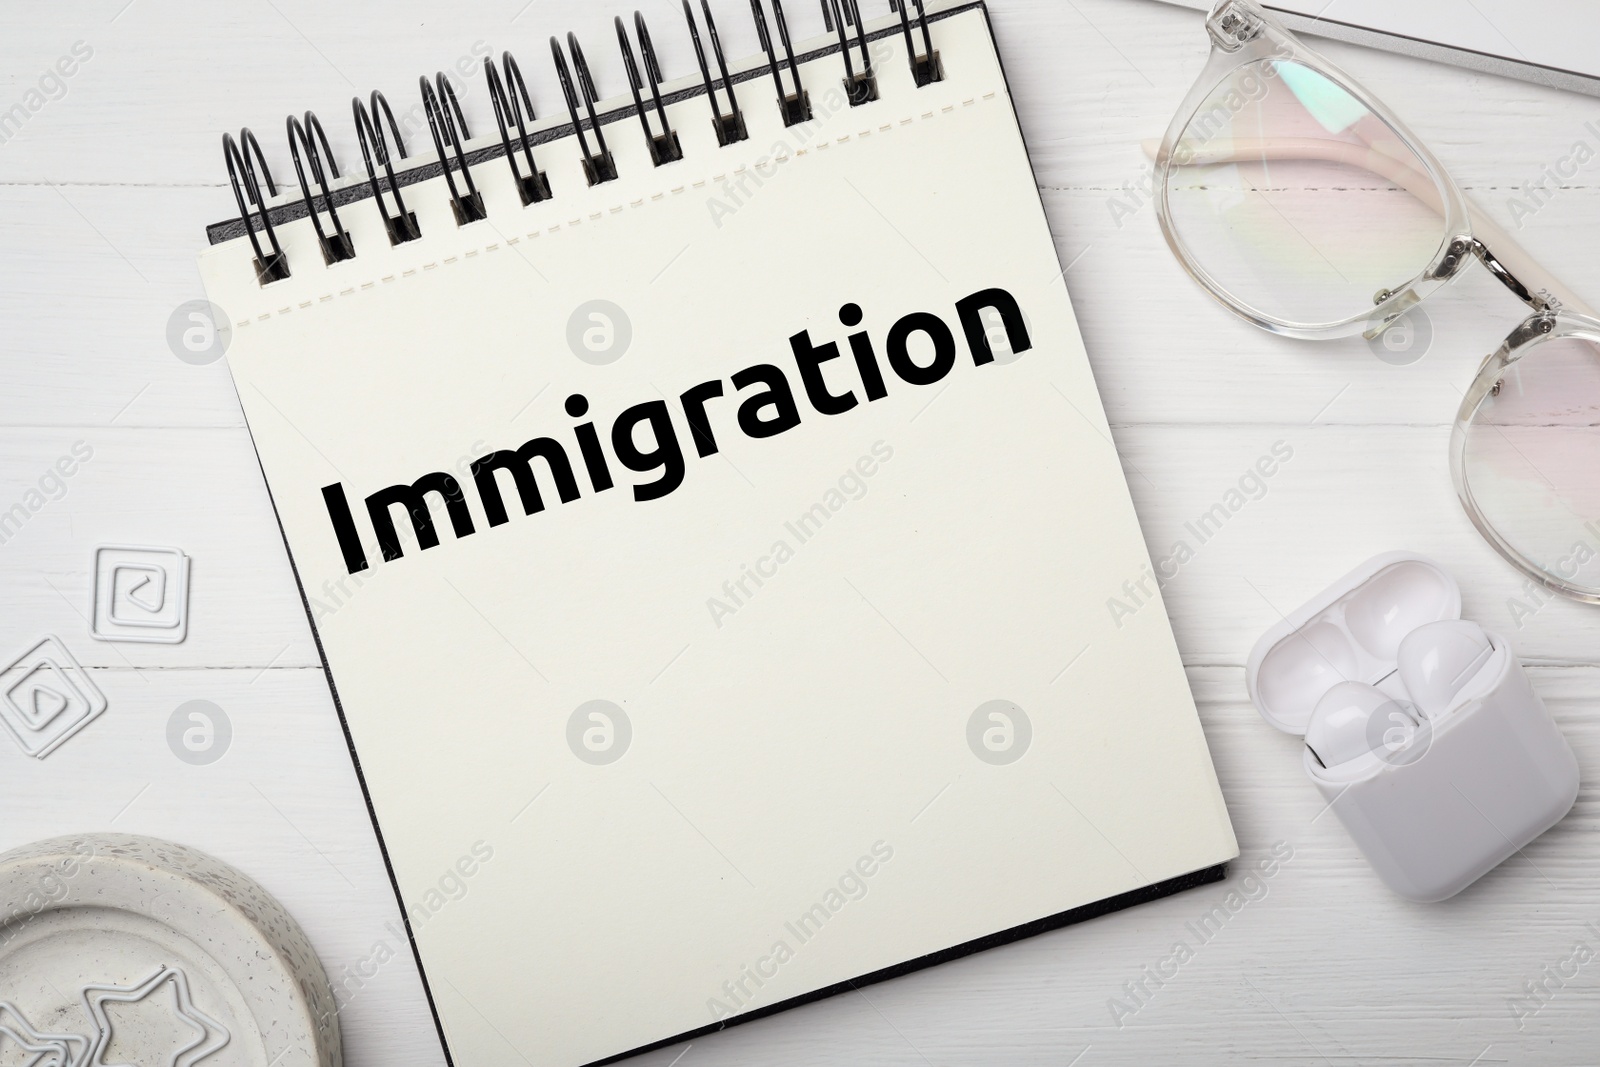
[0,834,340,1067]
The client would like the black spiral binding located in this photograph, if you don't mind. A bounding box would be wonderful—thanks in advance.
[823,0,879,105]
[351,91,423,247]
[222,0,946,284]
[286,112,356,265]
[222,129,291,284]
[684,0,747,146]
[894,0,942,86]
[751,0,813,127]
[618,13,685,167]
[421,73,489,225]
[486,52,554,206]
[552,32,619,186]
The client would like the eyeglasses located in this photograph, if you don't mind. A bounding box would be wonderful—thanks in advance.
[1155,0,1600,604]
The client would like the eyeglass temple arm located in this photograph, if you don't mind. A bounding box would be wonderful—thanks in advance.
[1144,137,1596,319]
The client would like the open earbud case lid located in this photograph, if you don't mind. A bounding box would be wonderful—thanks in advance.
[1245,552,1462,735]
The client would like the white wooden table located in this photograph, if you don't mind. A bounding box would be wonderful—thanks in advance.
[3,1,1598,1063]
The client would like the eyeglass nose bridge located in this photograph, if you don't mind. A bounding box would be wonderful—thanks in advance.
[1472,238,1559,312]
[1425,235,1561,313]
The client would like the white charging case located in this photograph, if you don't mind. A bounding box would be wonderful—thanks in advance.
[1245,551,1579,902]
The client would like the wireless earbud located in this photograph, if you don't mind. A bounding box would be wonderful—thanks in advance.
[1397,619,1503,718]
[1305,681,1418,768]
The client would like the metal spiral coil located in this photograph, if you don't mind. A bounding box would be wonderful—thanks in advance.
[222,128,291,284]
[485,51,554,206]
[286,111,356,265]
[421,73,489,225]
[618,12,684,167]
[552,31,619,186]
[351,90,423,247]
[751,0,812,127]
[220,0,949,283]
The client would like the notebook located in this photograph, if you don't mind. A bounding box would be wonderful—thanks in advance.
[197,3,1238,1064]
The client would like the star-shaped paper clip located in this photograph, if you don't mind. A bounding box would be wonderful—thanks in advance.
[0,1001,90,1067]
[80,966,230,1067]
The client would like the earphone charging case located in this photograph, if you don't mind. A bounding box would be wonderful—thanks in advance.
[1246,552,1579,902]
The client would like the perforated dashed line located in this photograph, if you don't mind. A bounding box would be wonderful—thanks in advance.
[229,89,1003,323]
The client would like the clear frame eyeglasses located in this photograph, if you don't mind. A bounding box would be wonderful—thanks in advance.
[1155,0,1600,604]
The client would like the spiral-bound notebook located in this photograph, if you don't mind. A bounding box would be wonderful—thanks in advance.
[197,3,1237,1064]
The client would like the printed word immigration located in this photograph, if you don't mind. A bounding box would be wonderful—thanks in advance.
[321,289,1033,574]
